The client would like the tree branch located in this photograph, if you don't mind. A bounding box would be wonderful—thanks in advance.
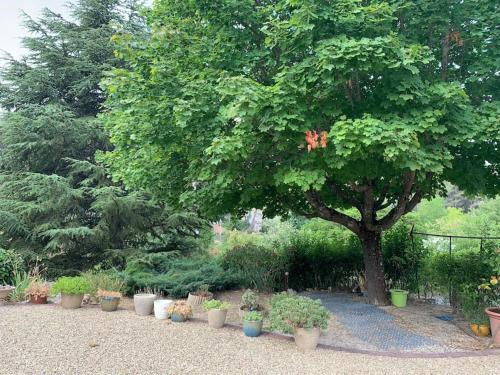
[326,179,362,209]
[304,190,361,235]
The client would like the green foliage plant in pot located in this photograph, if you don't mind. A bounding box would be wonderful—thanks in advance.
[239,289,264,319]
[269,293,329,350]
[97,289,122,312]
[203,299,230,329]
[51,276,91,309]
[187,284,213,308]
[242,311,263,337]
[167,301,193,322]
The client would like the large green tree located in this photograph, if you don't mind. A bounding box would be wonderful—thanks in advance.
[102,0,499,304]
[0,0,204,276]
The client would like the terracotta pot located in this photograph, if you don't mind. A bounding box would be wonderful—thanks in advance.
[293,327,321,350]
[207,309,227,328]
[485,307,500,345]
[134,293,156,316]
[61,293,84,309]
[187,292,213,307]
[101,297,120,312]
[0,286,15,300]
[30,295,48,304]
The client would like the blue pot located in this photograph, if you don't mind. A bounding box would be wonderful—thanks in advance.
[171,313,187,322]
[243,319,263,337]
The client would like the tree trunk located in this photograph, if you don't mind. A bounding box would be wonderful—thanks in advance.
[360,230,389,305]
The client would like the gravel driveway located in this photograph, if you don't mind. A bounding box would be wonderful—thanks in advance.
[0,304,499,375]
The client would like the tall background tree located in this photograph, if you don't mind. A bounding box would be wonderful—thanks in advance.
[102,0,499,304]
[0,0,203,277]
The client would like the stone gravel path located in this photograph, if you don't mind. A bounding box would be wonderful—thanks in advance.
[1,304,499,375]
[305,292,448,352]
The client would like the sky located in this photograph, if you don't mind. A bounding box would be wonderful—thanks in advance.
[0,0,70,60]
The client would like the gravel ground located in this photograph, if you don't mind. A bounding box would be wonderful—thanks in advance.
[1,304,499,375]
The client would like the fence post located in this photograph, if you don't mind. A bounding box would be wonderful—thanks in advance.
[448,236,453,307]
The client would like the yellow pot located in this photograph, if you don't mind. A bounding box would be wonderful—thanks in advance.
[470,323,479,335]
[477,324,490,337]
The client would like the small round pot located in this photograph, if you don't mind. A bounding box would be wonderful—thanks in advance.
[477,324,490,337]
[243,319,263,337]
[187,292,213,307]
[485,307,500,345]
[61,293,84,309]
[389,289,408,308]
[470,323,479,335]
[30,295,48,305]
[293,327,321,350]
[101,297,120,312]
[171,312,188,322]
[207,309,227,328]
[0,286,15,300]
[134,293,156,316]
[154,299,173,320]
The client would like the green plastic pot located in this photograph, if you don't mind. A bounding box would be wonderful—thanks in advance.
[390,289,408,308]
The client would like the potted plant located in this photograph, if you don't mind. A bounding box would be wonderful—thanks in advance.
[134,289,157,316]
[458,285,490,337]
[154,298,173,320]
[0,285,14,300]
[389,289,409,308]
[481,276,499,345]
[26,280,50,304]
[51,276,91,309]
[242,311,263,337]
[203,299,230,328]
[167,301,193,322]
[239,289,264,318]
[269,292,329,350]
[97,289,122,312]
[187,284,213,307]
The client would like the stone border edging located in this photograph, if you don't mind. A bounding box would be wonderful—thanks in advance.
[191,318,500,358]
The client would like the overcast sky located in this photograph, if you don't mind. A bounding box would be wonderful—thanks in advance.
[0,0,70,61]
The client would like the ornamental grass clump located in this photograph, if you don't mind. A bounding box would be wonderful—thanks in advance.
[269,293,329,334]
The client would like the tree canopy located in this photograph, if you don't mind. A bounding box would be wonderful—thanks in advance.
[0,0,204,277]
[102,0,499,304]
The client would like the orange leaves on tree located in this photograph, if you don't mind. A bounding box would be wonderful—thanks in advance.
[305,130,327,152]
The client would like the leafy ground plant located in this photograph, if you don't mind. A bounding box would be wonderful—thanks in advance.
[202,299,230,311]
[243,311,263,322]
[51,276,91,295]
[269,293,330,334]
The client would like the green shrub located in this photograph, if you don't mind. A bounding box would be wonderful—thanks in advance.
[221,243,289,291]
[287,220,363,290]
[51,276,91,295]
[202,299,230,310]
[457,284,489,324]
[241,289,259,309]
[269,292,330,333]
[0,248,23,285]
[122,252,244,297]
[243,311,263,321]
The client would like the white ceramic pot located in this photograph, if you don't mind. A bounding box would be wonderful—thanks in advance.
[154,299,173,320]
[134,293,156,316]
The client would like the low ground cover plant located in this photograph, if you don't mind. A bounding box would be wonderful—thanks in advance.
[202,299,230,311]
[51,276,91,295]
